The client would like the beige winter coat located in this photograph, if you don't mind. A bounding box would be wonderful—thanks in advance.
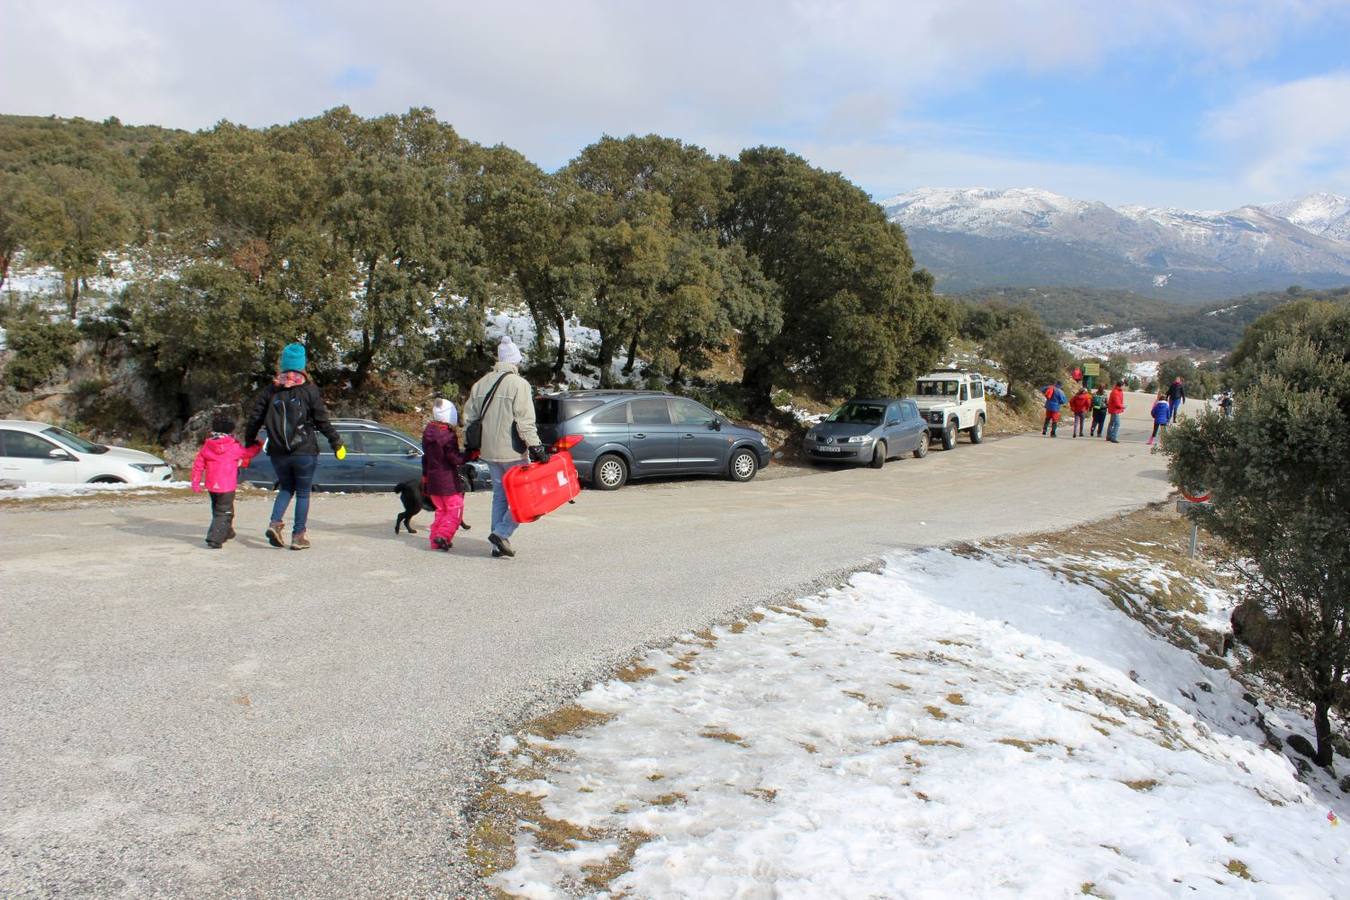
[463,362,541,463]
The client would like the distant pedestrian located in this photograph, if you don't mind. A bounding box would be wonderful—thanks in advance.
[1089,386,1108,437]
[1106,380,1126,443]
[422,399,466,552]
[1167,376,1186,422]
[244,343,345,551]
[1219,390,1234,418]
[1148,392,1172,447]
[1041,381,1067,437]
[1069,387,1093,438]
[190,413,262,549]
[464,336,548,559]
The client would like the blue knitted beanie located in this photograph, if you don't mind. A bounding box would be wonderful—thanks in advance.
[279,343,307,372]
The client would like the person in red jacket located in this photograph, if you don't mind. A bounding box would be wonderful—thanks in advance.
[1106,381,1127,443]
[1068,387,1093,438]
[422,398,466,552]
[191,413,262,549]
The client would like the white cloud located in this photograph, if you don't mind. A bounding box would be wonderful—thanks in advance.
[2,1,1347,207]
[1205,72,1350,199]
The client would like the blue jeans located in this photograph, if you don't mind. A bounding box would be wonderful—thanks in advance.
[1107,413,1121,442]
[270,453,318,533]
[488,460,525,539]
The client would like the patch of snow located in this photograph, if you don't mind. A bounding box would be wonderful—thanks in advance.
[774,404,826,426]
[484,305,637,390]
[1060,327,1159,357]
[489,550,1348,896]
[1152,273,1171,288]
[1130,360,1160,382]
[0,481,191,500]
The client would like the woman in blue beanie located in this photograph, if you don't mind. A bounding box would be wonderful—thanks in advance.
[244,342,344,550]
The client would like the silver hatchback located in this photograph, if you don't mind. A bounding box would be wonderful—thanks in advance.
[804,398,929,468]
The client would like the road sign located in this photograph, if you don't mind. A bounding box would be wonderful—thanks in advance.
[1083,361,1100,376]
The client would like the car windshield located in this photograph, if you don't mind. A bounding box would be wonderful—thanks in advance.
[915,380,960,397]
[825,403,885,425]
[43,426,106,454]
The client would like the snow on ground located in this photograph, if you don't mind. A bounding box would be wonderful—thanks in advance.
[1060,327,1160,358]
[1130,360,1160,383]
[2,254,137,307]
[485,306,633,390]
[0,480,191,501]
[487,549,1348,898]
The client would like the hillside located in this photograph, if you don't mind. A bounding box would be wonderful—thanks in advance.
[889,188,1350,302]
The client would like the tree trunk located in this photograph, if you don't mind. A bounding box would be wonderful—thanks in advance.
[597,331,616,388]
[67,275,81,320]
[0,250,10,291]
[623,329,641,375]
[354,327,373,392]
[553,308,568,380]
[1314,700,1334,768]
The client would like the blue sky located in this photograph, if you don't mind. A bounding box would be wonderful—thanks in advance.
[4,0,1349,210]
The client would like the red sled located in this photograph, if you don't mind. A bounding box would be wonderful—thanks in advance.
[503,450,581,523]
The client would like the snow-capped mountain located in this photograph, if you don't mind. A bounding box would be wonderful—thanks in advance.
[1261,192,1350,242]
[884,187,1350,301]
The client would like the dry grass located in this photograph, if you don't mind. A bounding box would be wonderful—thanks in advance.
[924,705,948,720]
[1225,859,1253,881]
[996,737,1061,753]
[615,662,657,683]
[1121,779,1160,792]
[945,692,967,706]
[527,705,615,741]
[700,729,749,747]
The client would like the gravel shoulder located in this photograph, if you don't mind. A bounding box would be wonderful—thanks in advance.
[0,397,1171,897]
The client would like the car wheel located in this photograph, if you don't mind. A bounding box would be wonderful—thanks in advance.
[941,420,957,451]
[593,453,628,491]
[87,476,125,484]
[969,415,985,444]
[913,431,929,458]
[869,441,886,469]
[728,447,758,482]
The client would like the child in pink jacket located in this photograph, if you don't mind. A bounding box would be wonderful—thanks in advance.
[191,413,262,549]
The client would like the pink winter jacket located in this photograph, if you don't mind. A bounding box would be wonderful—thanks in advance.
[191,435,262,493]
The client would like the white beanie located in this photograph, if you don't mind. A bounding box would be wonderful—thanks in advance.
[432,398,458,426]
[498,336,523,366]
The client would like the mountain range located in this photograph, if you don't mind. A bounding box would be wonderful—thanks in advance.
[883,188,1350,302]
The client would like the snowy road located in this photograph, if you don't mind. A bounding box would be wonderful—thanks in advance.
[1,395,1174,897]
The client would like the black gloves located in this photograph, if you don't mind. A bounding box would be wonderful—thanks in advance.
[528,445,550,464]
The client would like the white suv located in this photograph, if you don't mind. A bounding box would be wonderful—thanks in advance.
[0,420,174,485]
[909,371,987,450]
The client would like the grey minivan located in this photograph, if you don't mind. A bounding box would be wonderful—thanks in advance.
[803,398,929,468]
[533,390,771,490]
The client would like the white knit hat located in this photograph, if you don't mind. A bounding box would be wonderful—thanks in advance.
[498,336,523,365]
[432,398,458,426]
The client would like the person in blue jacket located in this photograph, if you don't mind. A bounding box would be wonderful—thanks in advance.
[1041,381,1068,437]
[1148,392,1172,447]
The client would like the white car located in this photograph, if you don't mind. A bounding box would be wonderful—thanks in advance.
[909,370,988,450]
[0,420,174,485]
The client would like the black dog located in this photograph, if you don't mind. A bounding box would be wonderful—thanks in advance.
[394,478,472,535]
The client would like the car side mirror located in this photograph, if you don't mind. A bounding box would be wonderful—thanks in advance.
[48,448,75,461]
[708,418,722,431]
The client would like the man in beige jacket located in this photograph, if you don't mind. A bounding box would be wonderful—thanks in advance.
[464,336,545,558]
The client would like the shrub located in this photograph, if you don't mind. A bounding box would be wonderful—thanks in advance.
[4,315,80,390]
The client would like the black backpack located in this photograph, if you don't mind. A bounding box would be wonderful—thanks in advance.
[264,386,310,453]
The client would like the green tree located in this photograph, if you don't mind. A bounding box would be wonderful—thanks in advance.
[1104,352,1130,386]
[16,165,135,318]
[3,309,80,390]
[987,320,1069,400]
[463,144,593,379]
[1166,301,1350,766]
[724,147,947,407]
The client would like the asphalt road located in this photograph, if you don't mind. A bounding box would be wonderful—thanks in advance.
[1,395,1173,897]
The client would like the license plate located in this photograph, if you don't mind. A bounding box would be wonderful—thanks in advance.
[816,446,842,453]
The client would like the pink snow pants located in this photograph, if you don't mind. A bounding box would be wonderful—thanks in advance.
[429,494,464,548]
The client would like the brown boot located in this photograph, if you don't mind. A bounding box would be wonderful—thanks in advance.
[290,532,310,551]
[265,522,286,548]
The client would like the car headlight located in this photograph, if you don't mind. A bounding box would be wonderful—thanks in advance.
[130,463,163,472]
[845,435,869,444]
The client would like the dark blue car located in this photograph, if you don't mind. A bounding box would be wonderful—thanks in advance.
[243,418,490,492]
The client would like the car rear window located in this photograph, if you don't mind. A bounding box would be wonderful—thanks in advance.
[535,397,607,423]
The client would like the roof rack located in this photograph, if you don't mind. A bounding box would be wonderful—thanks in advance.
[539,389,670,398]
